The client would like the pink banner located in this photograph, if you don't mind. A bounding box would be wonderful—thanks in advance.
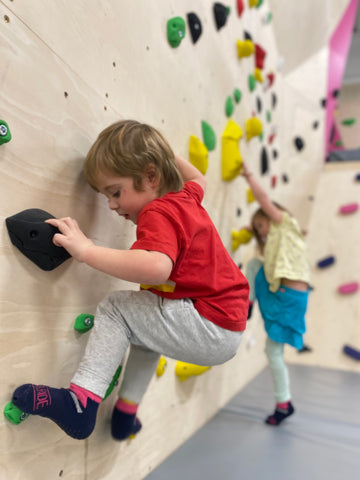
[325,0,358,158]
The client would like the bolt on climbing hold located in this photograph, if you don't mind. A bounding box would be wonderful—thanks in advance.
[74,313,94,332]
[167,17,186,47]
[4,401,29,425]
[0,120,11,145]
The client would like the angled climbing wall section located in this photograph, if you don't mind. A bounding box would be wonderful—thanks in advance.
[1,1,359,479]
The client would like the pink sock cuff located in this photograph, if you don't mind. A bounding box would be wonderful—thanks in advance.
[276,400,290,409]
[69,383,102,407]
[115,398,138,414]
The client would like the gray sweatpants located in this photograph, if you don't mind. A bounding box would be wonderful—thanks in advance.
[72,290,243,403]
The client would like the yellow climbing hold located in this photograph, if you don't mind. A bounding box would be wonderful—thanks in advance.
[221,120,243,181]
[247,188,255,203]
[156,356,168,377]
[175,361,211,382]
[237,39,255,59]
[246,117,263,141]
[231,228,253,251]
[189,135,208,175]
[249,0,259,7]
[254,68,264,83]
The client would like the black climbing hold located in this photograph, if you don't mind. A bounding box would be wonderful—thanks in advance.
[313,120,319,129]
[272,149,278,159]
[260,146,268,175]
[282,173,289,183]
[256,97,262,114]
[6,208,71,271]
[294,137,305,151]
[214,3,229,30]
[244,30,252,41]
[187,12,202,43]
[271,92,277,109]
[321,98,326,108]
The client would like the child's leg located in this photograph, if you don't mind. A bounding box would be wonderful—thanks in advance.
[111,345,160,440]
[11,384,101,439]
[12,292,133,438]
[264,336,294,425]
[13,290,242,440]
[105,290,243,440]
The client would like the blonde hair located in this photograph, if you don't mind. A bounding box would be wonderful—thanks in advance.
[251,202,288,253]
[83,120,183,196]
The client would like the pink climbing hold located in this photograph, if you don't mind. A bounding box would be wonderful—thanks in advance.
[338,282,359,294]
[339,202,358,214]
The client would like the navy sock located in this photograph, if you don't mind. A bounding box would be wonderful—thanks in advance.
[265,401,295,426]
[12,384,99,439]
[111,408,142,441]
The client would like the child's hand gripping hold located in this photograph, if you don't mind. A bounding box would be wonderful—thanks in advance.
[46,217,94,262]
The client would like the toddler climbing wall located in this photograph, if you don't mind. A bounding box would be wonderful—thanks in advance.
[0,1,358,479]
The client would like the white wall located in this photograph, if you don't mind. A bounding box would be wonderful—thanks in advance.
[1,1,358,479]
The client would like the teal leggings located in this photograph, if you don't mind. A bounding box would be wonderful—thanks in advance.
[265,337,290,403]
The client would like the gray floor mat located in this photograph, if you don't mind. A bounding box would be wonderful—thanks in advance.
[146,365,360,480]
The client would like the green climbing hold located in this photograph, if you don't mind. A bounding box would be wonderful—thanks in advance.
[0,120,12,145]
[74,313,94,333]
[248,74,256,92]
[201,121,216,151]
[234,88,242,103]
[256,0,264,7]
[4,401,29,425]
[103,365,122,400]
[335,140,343,146]
[225,96,234,117]
[266,110,271,123]
[341,118,356,126]
[167,17,186,47]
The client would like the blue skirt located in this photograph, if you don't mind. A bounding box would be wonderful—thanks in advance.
[255,267,309,349]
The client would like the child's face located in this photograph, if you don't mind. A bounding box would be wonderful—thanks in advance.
[96,172,159,224]
[253,216,270,240]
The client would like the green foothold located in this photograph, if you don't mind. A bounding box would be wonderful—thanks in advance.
[167,17,186,48]
[201,121,216,151]
[225,96,234,117]
[0,120,12,145]
[259,131,264,142]
[234,88,242,103]
[341,118,356,126]
[256,0,264,8]
[4,402,29,425]
[335,140,343,146]
[74,313,94,333]
[248,74,256,92]
[266,110,271,123]
[103,365,122,400]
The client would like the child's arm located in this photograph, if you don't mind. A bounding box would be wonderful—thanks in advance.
[46,217,173,284]
[174,154,207,192]
[242,163,282,224]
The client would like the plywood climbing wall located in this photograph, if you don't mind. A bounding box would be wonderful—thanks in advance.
[1,1,357,479]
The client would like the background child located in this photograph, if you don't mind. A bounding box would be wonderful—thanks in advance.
[12,120,249,440]
[242,163,311,426]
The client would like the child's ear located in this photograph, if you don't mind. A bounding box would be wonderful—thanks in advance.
[145,163,160,187]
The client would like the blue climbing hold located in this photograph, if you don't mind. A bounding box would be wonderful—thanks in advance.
[343,345,360,361]
[317,256,335,268]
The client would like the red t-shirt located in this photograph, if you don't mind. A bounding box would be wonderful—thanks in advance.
[131,181,249,331]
